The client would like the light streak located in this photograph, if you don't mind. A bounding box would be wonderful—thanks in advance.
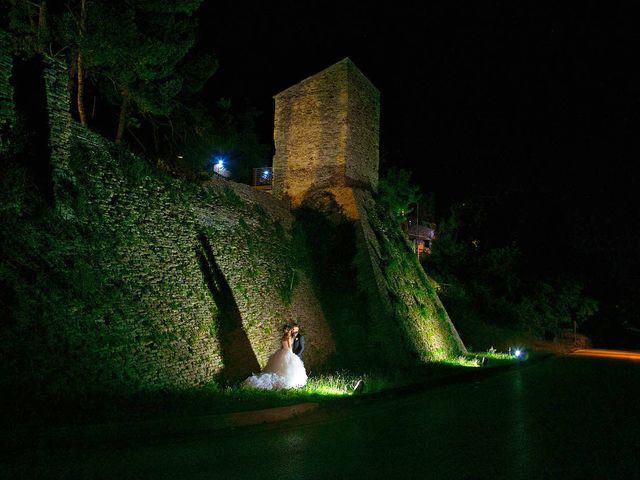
[571,349,640,361]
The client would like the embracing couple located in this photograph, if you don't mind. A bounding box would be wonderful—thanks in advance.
[243,323,307,390]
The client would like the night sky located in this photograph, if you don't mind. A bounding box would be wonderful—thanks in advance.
[198,2,640,341]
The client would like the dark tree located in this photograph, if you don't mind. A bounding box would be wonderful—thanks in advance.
[377,168,421,224]
[71,0,214,143]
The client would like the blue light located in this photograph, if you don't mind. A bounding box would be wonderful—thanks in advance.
[514,349,522,358]
[263,169,270,176]
[209,155,226,168]
[208,155,230,177]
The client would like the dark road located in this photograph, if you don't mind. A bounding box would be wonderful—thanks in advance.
[5,355,640,479]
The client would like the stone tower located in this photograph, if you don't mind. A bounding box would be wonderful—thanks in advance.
[272,58,380,218]
[273,58,467,363]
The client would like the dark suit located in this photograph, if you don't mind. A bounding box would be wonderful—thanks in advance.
[292,334,304,358]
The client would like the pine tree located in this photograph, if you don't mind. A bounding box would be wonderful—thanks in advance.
[69,0,214,143]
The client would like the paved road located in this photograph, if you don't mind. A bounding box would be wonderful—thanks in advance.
[4,355,640,479]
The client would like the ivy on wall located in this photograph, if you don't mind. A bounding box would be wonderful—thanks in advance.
[1,117,335,394]
[1,55,465,399]
[0,30,15,154]
[360,197,467,362]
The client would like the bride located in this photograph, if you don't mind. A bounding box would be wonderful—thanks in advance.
[243,326,308,389]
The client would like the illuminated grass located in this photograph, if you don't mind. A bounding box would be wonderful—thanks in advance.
[438,355,481,368]
[7,356,523,428]
[436,349,524,369]
[481,350,517,360]
[237,373,356,397]
[303,372,394,396]
[302,373,357,396]
[469,350,526,366]
[239,372,389,397]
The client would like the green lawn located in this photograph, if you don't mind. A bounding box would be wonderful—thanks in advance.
[3,352,528,429]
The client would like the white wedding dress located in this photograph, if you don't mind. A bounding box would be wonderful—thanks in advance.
[243,337,307,389]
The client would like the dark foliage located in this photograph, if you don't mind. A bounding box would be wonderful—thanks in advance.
[377,167,421,223]
[4,0,270,182]
[424,203,598,339]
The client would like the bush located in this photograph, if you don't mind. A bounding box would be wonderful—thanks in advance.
[424,207,598,339]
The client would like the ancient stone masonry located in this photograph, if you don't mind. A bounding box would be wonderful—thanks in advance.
[193,177,335,372]
[3,52,336,391]
[43,56,76,217]
[0,30,15,154]
[273,58,380,219]
[356,190,467,360]
[0,120,335,392]
[273,59,466,363]
[2,57,463,395]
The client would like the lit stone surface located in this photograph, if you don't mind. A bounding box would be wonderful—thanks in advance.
[48,127,335,389]
[3,57,464,395]
[0,31,15,154]
[273,59,466,362]
[2,57,335,392]
[273,58,380,215]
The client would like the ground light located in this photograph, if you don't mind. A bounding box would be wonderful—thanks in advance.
[509,347,527,362]
[210,155,230,177]
[508,346,524,357]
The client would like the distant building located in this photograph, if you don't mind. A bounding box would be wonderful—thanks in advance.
[252,167,273,192]
[408,222,436,256]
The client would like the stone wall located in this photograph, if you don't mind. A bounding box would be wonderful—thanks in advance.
[1,122,336,392]
[2,56,464,396]
[68,130,225,389]
[20,58,334,386]
[43,56,76,217]
[53,128,335,389]
[273,59,467,362]
[0,30,15,154]
[272,58,380,216]
[193,176,335,371]
[355,190,467,361]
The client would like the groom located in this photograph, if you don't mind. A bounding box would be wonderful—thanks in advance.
[291,323,304,359]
